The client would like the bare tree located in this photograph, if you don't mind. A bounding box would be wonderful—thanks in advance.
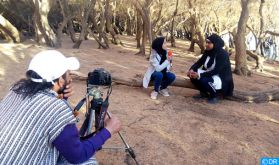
[73,0,95,49]
[132,0,152,56]
[187,0,206,53]
[0,14,20,43]
[135,11,142,48]
[90,0,110,49]
[234,0,251,76]
[126,7,134,36]
[59,0,77,43]
[105,0,122,45]
[170,0,179,47]
[32,0,58,47]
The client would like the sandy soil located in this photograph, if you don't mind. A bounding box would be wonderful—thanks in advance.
[0,35,279,165]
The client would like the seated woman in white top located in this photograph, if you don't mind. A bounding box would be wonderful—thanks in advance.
[143,37,176,100]
[187,34,234,104]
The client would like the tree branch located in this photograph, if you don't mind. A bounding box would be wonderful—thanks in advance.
[265,30,279,36]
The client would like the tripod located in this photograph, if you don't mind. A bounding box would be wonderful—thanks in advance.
[75,85,139,165]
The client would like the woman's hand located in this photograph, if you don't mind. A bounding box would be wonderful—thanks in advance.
[190,72,199,79]
[187,69,194,78]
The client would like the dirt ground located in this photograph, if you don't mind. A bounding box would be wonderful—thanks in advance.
[0,35,279,165]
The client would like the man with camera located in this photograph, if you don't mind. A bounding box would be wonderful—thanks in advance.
[0,50,121,164]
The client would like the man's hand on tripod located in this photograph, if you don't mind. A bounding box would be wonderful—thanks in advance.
[104,115,121,135]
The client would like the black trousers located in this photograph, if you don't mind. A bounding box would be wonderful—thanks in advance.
[191,77,217,98]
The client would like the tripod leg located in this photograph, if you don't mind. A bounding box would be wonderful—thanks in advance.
[79,95,95,136]
[86,108,95,135]
[107,112,139,165]
[79,112,90,136]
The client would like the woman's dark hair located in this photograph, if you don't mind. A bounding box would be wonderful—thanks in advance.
[11,70,59,99]
[152,37,166,57]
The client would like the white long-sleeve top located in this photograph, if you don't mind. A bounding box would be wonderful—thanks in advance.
[143,50,171,88]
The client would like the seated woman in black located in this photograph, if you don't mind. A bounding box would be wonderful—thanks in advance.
[187,34,234,104]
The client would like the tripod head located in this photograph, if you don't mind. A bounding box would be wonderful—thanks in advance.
[87,85,103,99]
[87,85,110,132]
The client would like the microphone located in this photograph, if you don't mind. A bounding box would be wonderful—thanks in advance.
[168,50,173,65]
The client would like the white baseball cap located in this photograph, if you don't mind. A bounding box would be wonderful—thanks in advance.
[28,50,80,84]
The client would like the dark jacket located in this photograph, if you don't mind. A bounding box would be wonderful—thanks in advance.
[190,49,234,97]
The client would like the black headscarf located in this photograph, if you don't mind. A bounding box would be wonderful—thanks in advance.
[152,37,167,74]
[152,37,167,64]
[204,34,225,68]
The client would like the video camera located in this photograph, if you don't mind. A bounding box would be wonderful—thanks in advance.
[75,68,138,164]
[87,68,112,86]
[76,68,112,137]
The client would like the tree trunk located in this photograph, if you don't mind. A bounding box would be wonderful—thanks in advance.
[213,11,220,34]
[71,71,279,103]
[126,7,133,36]
[73,0,95,49]
[187,0,204,53]
[87,28,109,49]
[126,18,132,36]
[183,25,191,41]
[188,23,196,52]
[256,0,266,54]
[152,2,163,37]
[105,0,122,45]
[89,2,109,49]
[143,0,152,58]
[188,40,195,52]
[67,21,77,43]
[265,31,279,36]
[33,0,58,47]
[246,50,265,72]
[136,11,142,48]
[55,0,72,48]
[0,28,13,42]
[0,1,34,37]
[0,15,20,43]
[170,0,179,47]
[132,0,152,56]
[234,0,251,76]
[90,1,109,49]
[59,0,77,43]
[135,21,146,56]
[196,24,206,53]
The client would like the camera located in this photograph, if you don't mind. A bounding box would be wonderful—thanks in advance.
[87,68,112,86]
[79,68,112,136]
[76,68,138,163]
